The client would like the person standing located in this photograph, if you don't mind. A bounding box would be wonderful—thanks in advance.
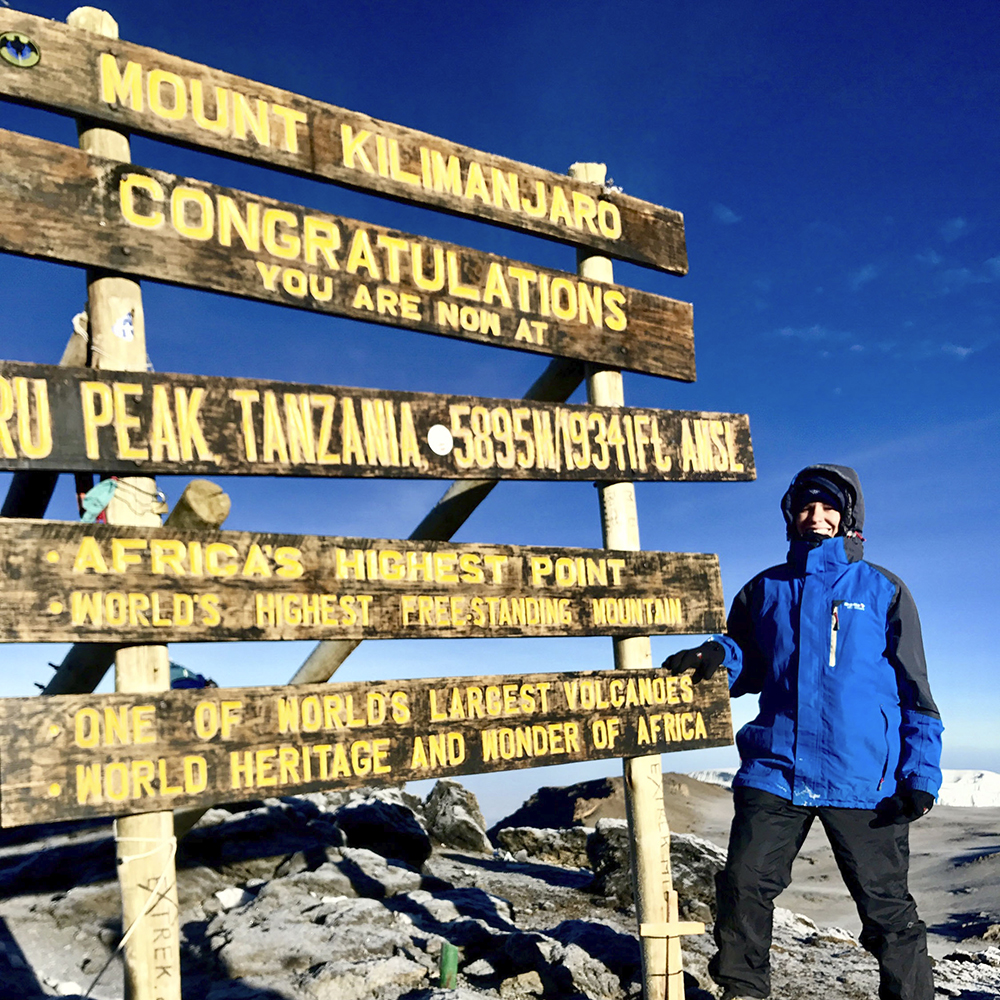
[664,464,942,1000]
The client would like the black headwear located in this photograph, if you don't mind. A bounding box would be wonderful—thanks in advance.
[781,465,863,539]
[790,475,848,515]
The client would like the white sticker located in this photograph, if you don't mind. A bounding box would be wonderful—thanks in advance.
[112,311,135,341]
[426,424,454,456]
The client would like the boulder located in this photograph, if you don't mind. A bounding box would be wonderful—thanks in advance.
[300,955,428,999]
[669,833,727,921]
[495,826,592,868]
[587,818,633,907]
[488,778,621,842]
[336,846,423,898]
[586,823,726,919]
[333,793,431,868]
[547,919,641,988]
[424,780,492,853]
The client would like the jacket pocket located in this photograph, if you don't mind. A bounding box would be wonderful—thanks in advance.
[877,706,890,791]
[829,601,842,667]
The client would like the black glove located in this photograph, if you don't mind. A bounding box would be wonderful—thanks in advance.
[661,641,725,683]
[871,788,935,828]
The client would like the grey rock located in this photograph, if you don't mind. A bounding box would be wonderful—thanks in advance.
[496,826,592,867]
[487,777,622,842]
[300,955,428,999]
[214,886,253,910]
[587,818,633,907]
[558,940,624,999]
[499,968,544,995]
[35,883,120,935]
[424,779,491,853]
[670,832,727,920]
[463,957,496,976]
[548,919,641,987]
[334,794,432,868]
[272,844,344,878]
[338,846,423,898]
[501,931,623,999]
[586,822,727,919]
[402,886,515,931]
[209,886,424,986]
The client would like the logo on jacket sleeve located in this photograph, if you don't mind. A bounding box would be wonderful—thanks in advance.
[842,602,865,611]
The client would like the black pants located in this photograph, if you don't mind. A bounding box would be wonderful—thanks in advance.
[709,787,933,1000]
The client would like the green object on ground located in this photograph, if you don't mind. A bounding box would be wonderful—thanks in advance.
[439,941,459,988]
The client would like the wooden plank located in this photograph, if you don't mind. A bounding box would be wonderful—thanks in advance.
[0,361,754,482]
[0,519,725,643]
[0,668,732,826]
[0,10,687,274]
[0,129,695,381]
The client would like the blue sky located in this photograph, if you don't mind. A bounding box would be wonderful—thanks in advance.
[1,0,997,822]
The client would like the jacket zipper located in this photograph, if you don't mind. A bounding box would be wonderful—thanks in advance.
[829,601,842,667]
[877,707,890,790]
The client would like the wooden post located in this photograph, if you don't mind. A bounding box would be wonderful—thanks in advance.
[66,9,180,1000]
[43,480,231,696]
[571,161,686,1000]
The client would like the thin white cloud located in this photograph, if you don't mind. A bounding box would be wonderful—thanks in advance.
[775,324,853,346]
[849,264,879,291]
[712,203,742,224]
[941,217,968,242]
[941,343,977,359]
[916,249,942,267]
[937,267,992,294]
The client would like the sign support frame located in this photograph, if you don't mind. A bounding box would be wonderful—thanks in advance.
[574,161,696,1000]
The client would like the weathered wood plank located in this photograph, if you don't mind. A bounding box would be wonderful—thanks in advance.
[0,668,732,826]
[0,11,687,274]
[0,519,725,643]
[0,129,694,380]
[0,361,754,482]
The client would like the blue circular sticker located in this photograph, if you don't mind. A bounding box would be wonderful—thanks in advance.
[0,32,40,68]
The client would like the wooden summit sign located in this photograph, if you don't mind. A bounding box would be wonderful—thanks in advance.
[0,519,725,644]
[0,129,695,381]
[0,668,732,826]
[0,10,686,274]
[0,361,755,482]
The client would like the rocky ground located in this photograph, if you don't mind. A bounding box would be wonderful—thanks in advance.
[0,775,996,999]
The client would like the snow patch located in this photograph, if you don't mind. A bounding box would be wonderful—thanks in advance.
[687,769,1000,808]
[937,770,1000,808]
[688,769,738,789]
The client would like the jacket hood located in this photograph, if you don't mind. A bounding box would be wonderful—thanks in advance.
[781,464,865,539]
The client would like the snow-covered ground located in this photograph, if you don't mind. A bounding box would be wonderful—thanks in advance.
[688,768,1000,807]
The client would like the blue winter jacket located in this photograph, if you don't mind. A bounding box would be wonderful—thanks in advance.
[717,465,943,809]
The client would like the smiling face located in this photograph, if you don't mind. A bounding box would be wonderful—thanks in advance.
[795,501,842,538]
